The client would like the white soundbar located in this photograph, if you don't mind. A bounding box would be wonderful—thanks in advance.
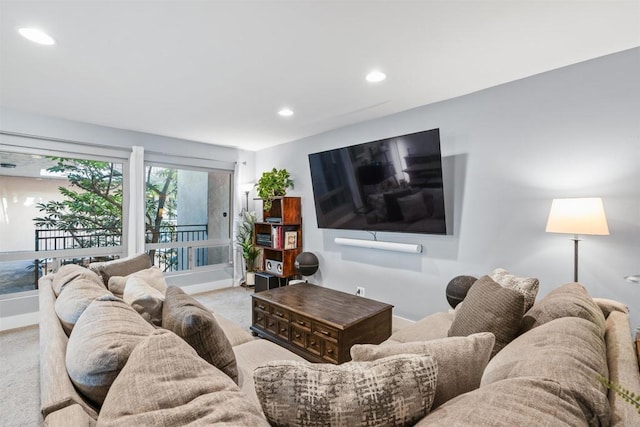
[334,237,422,254]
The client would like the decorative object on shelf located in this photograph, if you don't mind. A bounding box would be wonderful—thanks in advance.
[237,210,261,286]
[256,168,293,211]
[445,275,477,308]
[545,197,609,282]
[334,237,422,254]
[295,252,319,280]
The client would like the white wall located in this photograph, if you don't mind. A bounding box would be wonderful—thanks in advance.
[256,48,640,329]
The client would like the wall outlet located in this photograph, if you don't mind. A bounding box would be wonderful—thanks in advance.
[356,286,365,297]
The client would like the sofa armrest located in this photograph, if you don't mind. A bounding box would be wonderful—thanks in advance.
[38,277,98,420]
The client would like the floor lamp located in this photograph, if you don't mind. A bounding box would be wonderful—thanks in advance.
[545,197,609,282]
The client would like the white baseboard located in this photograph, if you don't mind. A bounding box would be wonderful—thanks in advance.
[180,280,233,295]
[0,311,39,331]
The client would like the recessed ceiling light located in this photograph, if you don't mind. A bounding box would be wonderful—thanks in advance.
[366,70,386,83]
[18,28,55,45]
[278,108,294,117]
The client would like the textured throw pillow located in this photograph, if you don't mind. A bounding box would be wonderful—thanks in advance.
[397,192,429,223]
[481,316,610,425]
[489,268,539,312]
[51,264,104,296]
[66,296,155,406]
[107,266,167,298]
[162,286,238,383]
[520,282,606,334]
[254,354,438,427]
[448,275,525,357]
[89,253,151,286]
[54,278,112,335]
[122,276,165,326]
[351,332,495,408]
[423,377,589,426]
[98,329,269,427]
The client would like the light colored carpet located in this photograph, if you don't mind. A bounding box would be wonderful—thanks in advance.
[0,286,253,427]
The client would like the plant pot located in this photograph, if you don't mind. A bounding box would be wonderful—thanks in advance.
[246,271,256,286]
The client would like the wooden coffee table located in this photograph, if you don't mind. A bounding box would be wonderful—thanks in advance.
[251,283,393,364]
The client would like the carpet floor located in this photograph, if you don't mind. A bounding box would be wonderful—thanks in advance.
[0,285,253,427]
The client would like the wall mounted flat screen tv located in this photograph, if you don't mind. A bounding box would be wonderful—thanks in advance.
[308,128,446,235]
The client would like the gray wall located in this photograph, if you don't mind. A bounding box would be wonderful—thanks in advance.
[256,48,640,329]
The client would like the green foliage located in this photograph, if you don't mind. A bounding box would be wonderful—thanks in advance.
[256,168,293,211]
[236,210,260,272]
[598,375,640,414]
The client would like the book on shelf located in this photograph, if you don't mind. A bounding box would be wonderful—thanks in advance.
[269,226,298,249]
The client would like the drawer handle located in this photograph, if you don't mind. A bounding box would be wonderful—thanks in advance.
[258,304,266,310]
[257,316,263,321]
[280,328,287,333]
[310,340,317,346]
[295,333,301,339]
[297,320,306,325]
[275,311,284,317]
[327,349,333,354]
[320,330,331,336]
[268,321,274,326]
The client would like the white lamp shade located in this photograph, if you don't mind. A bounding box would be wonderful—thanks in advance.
[545,198,609,236]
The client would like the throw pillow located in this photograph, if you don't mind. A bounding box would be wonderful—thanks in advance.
[448,275,525,357]
[481,316,610,425]
[54,278,112,335]
[254,354,438,427]
[351,332,495,408]
[89,253,151,286]
[51,264,104,296]
[489,268,539,312]
[520,282,606,334]
[98,329,269,427]
[66,296,155,406]
[162,286,238,383]
[397,192,429,223]
[122,276,165,326]
[107,266,167,298]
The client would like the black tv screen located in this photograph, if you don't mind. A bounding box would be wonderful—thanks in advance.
[308,128,446,235]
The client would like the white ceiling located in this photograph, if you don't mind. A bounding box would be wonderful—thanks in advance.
[1,1,639,151]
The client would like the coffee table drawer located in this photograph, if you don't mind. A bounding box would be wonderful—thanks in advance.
[253,299,270,313]
[291,313,312,331]
[323,340,339,364]
[291,326,306,348]
[312,322,338,341]
[271,306,290,322]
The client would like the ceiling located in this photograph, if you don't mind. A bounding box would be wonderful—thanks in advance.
[1,1,639,151]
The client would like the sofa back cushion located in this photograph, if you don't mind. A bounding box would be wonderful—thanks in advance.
[97,329,269,427]
[254,355,438,427]
[481,316,610,425]
[418,377,588,426]
[351,332,495,409]
[448,275,524,357]
[66,296,155,406]
[107,266,167,299]
[89,253,151,286]
[520,282,606,334]
[162,286,238,384]
[122,276,165,326]
[51,264,103,296]
[54,278,112,335]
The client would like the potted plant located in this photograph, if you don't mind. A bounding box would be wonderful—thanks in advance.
[256,168,294,211]
[237,210,261,286]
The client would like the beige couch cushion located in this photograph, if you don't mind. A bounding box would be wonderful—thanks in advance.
[107,266,167,298]
[593,297,628,319]
[122,276,165,326]
[448,275,524,357]
[51,264,104,296]
[97,329,269,427]
[388,311,453,343]
[211,312,255,347]
[66,296,155,406]
[89,253,151,286]
[482,316,610,425]
[254,354,438,427]
[162,286,238,383]
[417,377,588,426]
[489,267,539,312]
[351,332,495,409]
[54,278,112,335]
[520,282,606,334]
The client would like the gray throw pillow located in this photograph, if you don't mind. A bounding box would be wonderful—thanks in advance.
[448,275,525,357]
[489,268,539,312]
[162,286,238,383]
[89,253,151,286]
[66,296,155,406]
[520,282,606,334]
[51,264,104,296]
[54,278,112,335]
[107,266,167,298]
[254,354,438,427]
[122,276,165,326]
[98,329,269,427]
[351,332,495,409]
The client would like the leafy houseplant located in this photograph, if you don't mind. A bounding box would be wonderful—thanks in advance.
[237,211,261,284]
[256,168,294,211]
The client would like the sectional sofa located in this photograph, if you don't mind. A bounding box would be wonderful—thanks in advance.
[38,255,640,426]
